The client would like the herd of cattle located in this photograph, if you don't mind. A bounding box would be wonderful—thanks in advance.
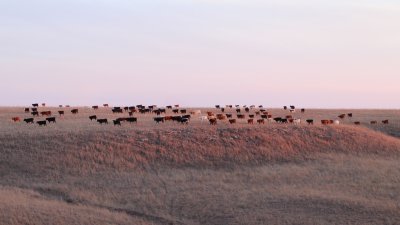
[9,103,391,127]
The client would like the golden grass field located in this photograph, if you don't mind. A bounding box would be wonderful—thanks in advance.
[1,106,400,225]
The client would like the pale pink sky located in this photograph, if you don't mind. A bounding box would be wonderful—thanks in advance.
[1,0,399,108]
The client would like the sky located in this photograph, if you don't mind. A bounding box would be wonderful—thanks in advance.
[1,0,399,108]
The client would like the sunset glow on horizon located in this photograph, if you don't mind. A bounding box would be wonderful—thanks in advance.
[1,0,399,108]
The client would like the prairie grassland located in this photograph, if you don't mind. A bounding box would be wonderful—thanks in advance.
[0,107,400,225]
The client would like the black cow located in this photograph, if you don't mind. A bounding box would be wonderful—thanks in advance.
[24,108,30,113]
[180,109,187,114]
[236,109,241,113]
[126,117,138,123]
[58,111,64,116]
[97,119,108,124]
[347,113,353,117]
[46,117,56,123]
[301,108,305,113]
[382,120,389,124]
[112,108,123,113]
[172,109,179,114]
[306,119,314,125]
[113,120,122,126]
[166,105,172,109]
[245,107,250,113]
[31,111,39,116]
[31,108,38,112]
[215,105,220,109]
[71,109,79,114]
[180,118,189,124]
[37,120,47,126]
[24,118,34,124]
[154,117,165,123]
[283,106,287,110]
[92,106,99,110]
[32,103,39,107]
[226,113,232,118]
[89,115,97,121]
[290,105,295,109]
[249,114,255,118]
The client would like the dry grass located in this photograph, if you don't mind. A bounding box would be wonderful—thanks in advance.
[1,107,400,225]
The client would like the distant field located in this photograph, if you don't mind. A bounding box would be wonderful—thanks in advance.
[1,107,400,225]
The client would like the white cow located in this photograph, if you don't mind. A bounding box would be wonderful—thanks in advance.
[199,116,208,123]
[293,119,301,124]
[334,120,340,125]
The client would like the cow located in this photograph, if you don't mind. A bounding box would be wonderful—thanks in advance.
[283,106,287,110]
[59,105,63,108]
[247,119,254,124]
[46,117,56,123]
[89,115,97,121]
[301,108,305,113]
[249,114,254,118]
[257,119,264,124]
[128,111,134,116]
[290,105,295,110]
[112,108,123,113]
[229,119,236,124]
[31,111,39,116]
[209,118,217,125]
[97,119,108,124]
[166,105,172,109]
[237,114,245,119]
[42,103,46,107]
[58,111,64,116]
[154,117,165,124]
[226,113,233,118]
[124,106,129,112]
[37,120,47,126]
[306,119,314,125]
[32,103,39,107]
[40,111,52,116]
[338,114,346,119]
[103,104,109,107]
[347,113,353,117]
[255,111,260,116]
[65,105,70,107]
[128,106,136,111]
[190,110,201,115]
[382,120,389,124]
[370,121,377,125]
[182,114,191,120]
[180,109,187,114]
[207,112,214,117]
[236,108,241,113]
[126,117,138,123]
[333,120,340,125]
[221,108,225,113]
[273,117,283,123]
[286,115,293,119]
[92,106,99,110]
[172,109,179,114]
[24,108,30,113]
[24,118,34,124]
[200,116,208,122]
[174,104,180,108]
[216,114,226,120]
[321,120,333,125]
[261,115,268,119]
[289,109,295,113]
[31,108,38,112]
[180,118,189,125]
[245,107,250,113]
[113,120,122,126]
[71,109,79,114]
[293,119,301,125]
[12,117,21,122]
[354,121,361,125]
[215,105,220,109]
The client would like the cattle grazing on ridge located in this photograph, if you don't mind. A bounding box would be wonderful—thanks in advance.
[46,117,56,123]
[306,119,314,125]
[40,111,52,116]
[89,115,97,121]
[12,117,21,122]
[37,120,47,126]
[24,118,34,124]
[97,119,108,124]
[113,120,122,126]
[154,117,165,124]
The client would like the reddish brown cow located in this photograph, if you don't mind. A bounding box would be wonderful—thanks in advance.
[354,121,361,125]
[257,119,264,124]
[247,119,254,124]
[12,117,21,122]
[229,119,236,124]
[209,118,217,125]
[382,120,389,124]
[338,114,346,119]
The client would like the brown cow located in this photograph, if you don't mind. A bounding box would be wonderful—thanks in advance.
[348,113,353,117]
[229,119,236,124]
[207,112,214,117]
[58,111,64,116]
[257,119,265,124]
[338,114,346,119]
[216,114,226,120]
[247,119,254,124]
[370,121,377,125]
[24,108,30,113]
[92,106,99,110]
[40,111,52,116]
[209,118,217,125]
[382,120,389,124]
[12,117,21,122]
[354,121,361,125]
[237,114,245,119]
